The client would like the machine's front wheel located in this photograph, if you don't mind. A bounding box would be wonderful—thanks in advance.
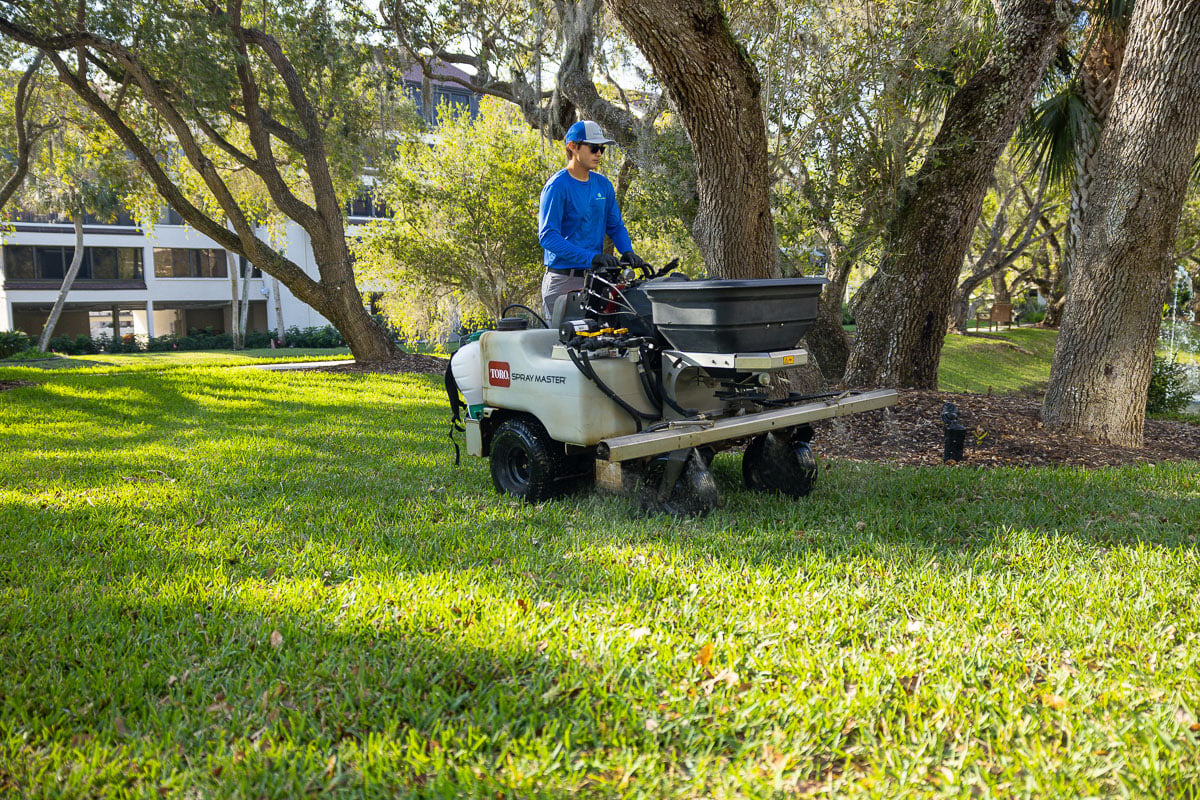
[490,418,566,502]
[743,432,818,497]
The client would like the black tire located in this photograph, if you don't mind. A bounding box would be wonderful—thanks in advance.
[489,417,570,502]
[743,432,818,497]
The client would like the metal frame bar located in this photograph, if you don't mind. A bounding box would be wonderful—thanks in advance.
[595,389,898,462]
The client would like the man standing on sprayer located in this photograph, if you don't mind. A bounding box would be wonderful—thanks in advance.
[538,120,646,317]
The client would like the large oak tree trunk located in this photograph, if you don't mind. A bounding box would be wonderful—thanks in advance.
[1042,0,1200,446]
[606,0,774,280]
[843,0,1072,388]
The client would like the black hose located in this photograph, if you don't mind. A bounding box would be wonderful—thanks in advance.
[580,349,659,423]
[500,304,548,329]
[567,348,657,432]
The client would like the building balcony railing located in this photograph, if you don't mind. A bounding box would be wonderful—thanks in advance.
[3,279,148,291]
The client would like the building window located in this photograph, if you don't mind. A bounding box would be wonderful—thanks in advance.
[2,245,143,281]
[6,209,137,226]
[345,188,392,219]
[403,80,477,125]
[153,248,228,278]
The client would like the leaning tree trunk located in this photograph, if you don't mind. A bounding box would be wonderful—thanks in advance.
[843,0,1073,388]
[606,0,774,280]
[228,255,242,350]
[37,214,85,352]
[1042,0,1200,446]
[239,258,252,344]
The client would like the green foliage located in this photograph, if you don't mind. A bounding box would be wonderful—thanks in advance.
[1146,355,1191,415]
[353,97,557,338]
[0,330,30,358]
[46,333,103,355]
[282,325,345,349]
[1017,85,1096,185]
[1,363,1198,795]
[142,327,344,351]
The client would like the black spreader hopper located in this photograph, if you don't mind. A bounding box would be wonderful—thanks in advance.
[642,277,827,353]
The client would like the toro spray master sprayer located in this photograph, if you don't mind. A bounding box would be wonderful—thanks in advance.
[447,260,897,515]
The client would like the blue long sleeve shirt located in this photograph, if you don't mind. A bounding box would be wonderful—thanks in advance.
[538,169,633,270]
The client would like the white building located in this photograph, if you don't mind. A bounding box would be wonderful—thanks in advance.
[0,209,344,342]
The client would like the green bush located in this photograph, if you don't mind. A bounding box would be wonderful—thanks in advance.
[1021,310,1046,325]
[841,303,855,327]
[0,330,30,359]
[283,325,344,348]
[1,347,56,362]
[47,333,103,355]
[1146,355,1191,414]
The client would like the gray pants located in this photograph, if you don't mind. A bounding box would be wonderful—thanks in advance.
[541,270,587,321]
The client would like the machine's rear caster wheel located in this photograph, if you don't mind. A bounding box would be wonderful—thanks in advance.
[743,432,818,497]
[490,418,571,502]
[639,448,719,517]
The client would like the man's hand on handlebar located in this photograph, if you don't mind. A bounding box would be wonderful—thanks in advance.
[591,252,622,271]
[620,251,650,275]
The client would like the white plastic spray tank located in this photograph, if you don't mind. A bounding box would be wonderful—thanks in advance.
[450,336,484,418]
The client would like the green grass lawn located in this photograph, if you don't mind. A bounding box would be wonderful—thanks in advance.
[2,354,1199,797]
[938,328,1059,394]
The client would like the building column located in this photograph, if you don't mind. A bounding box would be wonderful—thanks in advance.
[145,299,155,338]
[111,304,121,340]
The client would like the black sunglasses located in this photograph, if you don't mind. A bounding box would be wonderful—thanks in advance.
[577,142,605,154]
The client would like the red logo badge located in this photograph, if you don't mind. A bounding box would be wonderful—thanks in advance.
[488,361,511,387]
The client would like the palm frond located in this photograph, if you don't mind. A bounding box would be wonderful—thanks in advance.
[1192,150,1200,183]
[1016,86,1096,186]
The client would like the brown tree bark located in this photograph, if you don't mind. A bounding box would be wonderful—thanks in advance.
[606,0,774,280]
[843,0,1073,388]
[1042,0,1200,446]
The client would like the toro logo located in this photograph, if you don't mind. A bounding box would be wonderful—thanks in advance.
[488,361,511,387]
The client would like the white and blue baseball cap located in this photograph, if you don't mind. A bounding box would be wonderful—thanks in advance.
[564,120,615,145]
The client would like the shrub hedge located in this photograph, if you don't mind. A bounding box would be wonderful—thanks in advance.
[36,325,349,355]
[0,330,30,359]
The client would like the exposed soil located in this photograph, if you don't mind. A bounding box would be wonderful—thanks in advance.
[0,380,36,392]
[312,358,1200,469]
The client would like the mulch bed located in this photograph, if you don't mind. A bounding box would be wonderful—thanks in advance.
[312,353,449,375]
[812,390,1200,469]
[311,359,1199,470]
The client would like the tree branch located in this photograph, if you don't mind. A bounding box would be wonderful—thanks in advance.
[0,53,45,211]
